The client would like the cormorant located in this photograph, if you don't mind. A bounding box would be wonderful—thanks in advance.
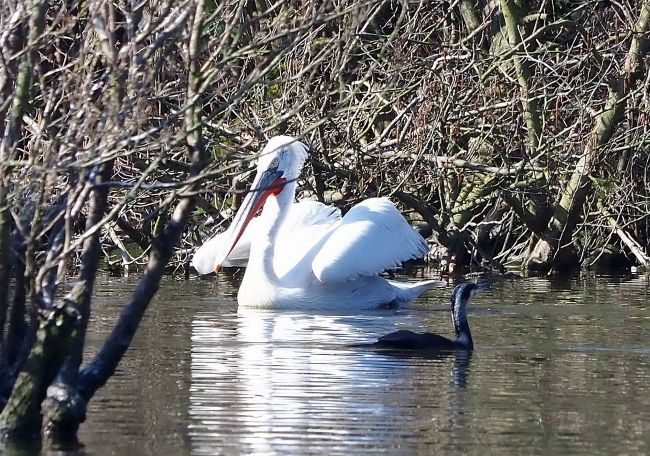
[360,282,490,351]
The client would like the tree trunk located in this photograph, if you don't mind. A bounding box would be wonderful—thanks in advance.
[41,0,209,445]
[0,301,79,442]
[499,0,542,152]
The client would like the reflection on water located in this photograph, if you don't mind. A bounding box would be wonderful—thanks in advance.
[189,310,475,454]
[71,273,650,455]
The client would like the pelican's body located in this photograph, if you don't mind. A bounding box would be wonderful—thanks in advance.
[193,136,442,310]
[361,283,490,350]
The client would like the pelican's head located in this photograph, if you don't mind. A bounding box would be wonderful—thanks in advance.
[211,136,308,272]
[256,135,309,182]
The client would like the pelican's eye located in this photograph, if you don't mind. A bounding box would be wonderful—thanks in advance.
[270,157,279,169]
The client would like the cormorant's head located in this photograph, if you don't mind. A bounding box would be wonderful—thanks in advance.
[450,282,490,307]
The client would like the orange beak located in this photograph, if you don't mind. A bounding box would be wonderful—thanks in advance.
[211,169,286,273]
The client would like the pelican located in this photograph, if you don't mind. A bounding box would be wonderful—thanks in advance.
[358,282,490,350]
[192,136,442,310]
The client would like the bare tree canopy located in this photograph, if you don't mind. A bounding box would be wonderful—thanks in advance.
[0,0,649,448]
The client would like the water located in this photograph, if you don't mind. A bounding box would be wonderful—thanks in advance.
[66,273,650,454]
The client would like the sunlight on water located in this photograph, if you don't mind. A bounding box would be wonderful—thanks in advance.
[188,310,427,454]
[76,273,650,455]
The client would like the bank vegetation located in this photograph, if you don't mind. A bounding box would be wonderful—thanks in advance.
[0,0,649,448]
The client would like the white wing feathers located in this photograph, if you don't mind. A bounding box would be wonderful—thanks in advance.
[311,198,429,282]
[192,218,258,273]
[273,201,341,277]
[193,197,429,282]
[192,200,341,274]
[281,200,341,227]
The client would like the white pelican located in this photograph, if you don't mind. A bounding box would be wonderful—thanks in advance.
[193,136,442,310]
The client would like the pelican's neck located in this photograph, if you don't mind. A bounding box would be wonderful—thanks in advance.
[452,296,473,350]
[246,181,297,283]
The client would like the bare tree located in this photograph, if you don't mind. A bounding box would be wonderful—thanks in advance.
[0,0,350,447]
[0,0,649,448]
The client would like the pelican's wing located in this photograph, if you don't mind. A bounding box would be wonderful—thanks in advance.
[282,199,341,228]
[192,217,260,274]
[274,200,341,277]
[192,200,341,275]
[311,198,429,282]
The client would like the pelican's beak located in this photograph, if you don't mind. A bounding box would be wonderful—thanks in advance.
[212,168,286,273]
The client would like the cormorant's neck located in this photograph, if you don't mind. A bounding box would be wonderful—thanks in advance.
[452,297,473,350]
[455,323,473,350]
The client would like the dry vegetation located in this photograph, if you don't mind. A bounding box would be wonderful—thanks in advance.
[0,0,649,448]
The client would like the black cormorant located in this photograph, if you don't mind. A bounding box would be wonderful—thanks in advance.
[362,282,490,351]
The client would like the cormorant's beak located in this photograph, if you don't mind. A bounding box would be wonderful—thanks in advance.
[212,168,285,273]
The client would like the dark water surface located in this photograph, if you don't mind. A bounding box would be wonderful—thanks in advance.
[69,273,650,455]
